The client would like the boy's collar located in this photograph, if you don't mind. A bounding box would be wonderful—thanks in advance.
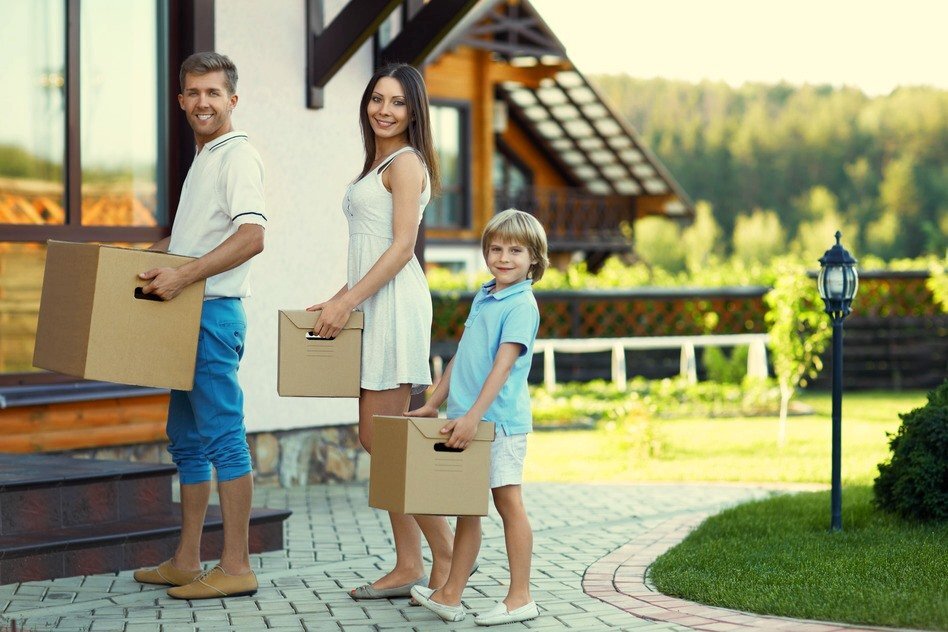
[480,278,534,300]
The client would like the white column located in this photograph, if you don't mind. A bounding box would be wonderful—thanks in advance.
[680,341,697,384]
[544,347,557,392]
[747,338,769,379]
[612,343,627,391]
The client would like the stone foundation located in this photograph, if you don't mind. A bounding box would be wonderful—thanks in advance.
[55,423,367,487]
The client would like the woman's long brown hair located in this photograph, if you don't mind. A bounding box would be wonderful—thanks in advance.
[357,63,441,195]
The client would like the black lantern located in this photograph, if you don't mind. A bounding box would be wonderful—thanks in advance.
[818,231,858,532]
[818,231,859,318]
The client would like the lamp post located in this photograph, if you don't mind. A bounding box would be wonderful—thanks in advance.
[817,231,859,532]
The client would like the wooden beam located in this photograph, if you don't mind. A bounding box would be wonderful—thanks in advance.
[486,60,566,89]
[307,0,401,108]
[379,0,483,66]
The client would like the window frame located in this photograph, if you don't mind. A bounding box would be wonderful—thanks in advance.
[0,0,213,388]
[493,137,534,195]
[427,98,471,230]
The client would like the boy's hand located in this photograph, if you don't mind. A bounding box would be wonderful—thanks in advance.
[405,403,439,418]
[441,414,479,450]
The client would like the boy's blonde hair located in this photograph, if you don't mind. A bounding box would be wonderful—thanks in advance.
[481,209,549,283]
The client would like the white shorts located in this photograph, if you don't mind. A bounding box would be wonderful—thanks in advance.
[490,426,527,489]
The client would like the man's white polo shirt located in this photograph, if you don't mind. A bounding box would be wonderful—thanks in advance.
[169,130,266,299]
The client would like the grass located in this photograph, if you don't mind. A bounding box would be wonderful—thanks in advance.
[649,486,948,630]
[525,390,929,484]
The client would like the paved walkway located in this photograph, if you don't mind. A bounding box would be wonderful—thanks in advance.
[0,482,892,632]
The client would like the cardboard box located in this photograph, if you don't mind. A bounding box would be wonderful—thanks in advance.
[277,309,364,397]
[369,415,495,516]
[32,240,205,390]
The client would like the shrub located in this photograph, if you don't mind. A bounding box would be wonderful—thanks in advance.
[874,380,948,522]
[703,345,748,384]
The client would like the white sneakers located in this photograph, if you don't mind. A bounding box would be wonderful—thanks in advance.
[475,600,540,626]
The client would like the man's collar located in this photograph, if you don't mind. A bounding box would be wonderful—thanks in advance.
[480,279,534,300]
[202,130,248,153]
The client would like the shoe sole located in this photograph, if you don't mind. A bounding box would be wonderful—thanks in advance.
[167,590,258,600]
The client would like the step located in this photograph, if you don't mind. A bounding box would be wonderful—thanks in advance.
[0,454,177,533]
[0,504,291,585]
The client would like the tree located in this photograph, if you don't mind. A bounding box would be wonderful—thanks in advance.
[732,209,786,265]
[764,258,832,445]
[682,201,722,273]
[633,216,686,273]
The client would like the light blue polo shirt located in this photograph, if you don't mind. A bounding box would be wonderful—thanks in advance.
[447,279,540,434]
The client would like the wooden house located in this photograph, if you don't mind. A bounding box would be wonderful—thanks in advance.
[0,0,692,467]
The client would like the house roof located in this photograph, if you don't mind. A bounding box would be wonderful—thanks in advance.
[424,0,693,218]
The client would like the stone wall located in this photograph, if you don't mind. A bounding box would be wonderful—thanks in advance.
[57,423,367,487]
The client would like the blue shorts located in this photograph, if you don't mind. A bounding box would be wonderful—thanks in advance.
[166,298,252,484]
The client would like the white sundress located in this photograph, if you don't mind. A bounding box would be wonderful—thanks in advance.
[343,146,433,393]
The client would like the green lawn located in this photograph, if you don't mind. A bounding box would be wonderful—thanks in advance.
[650,486,948,630]
[525,390,928,484]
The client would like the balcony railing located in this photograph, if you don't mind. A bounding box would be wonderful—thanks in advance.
[494,186,636,250]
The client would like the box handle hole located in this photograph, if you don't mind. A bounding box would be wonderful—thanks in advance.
[434,442,464,453]
[134,287,163,302]
[306,331,334,341]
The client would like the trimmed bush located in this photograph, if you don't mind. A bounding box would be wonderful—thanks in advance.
[874,380,948,521]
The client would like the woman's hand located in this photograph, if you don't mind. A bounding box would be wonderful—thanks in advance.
[310,298,353,339]
[405,403,439,418]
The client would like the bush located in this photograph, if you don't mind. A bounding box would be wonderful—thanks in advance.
[874,380,948,522]
[703,345,748,384]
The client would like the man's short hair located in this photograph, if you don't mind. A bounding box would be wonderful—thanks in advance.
[179,52,238,94]
[482,209,550,283]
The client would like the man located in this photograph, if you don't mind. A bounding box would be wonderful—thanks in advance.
[132,52,266,600]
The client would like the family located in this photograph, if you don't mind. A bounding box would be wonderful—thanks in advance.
[132,52,548,626]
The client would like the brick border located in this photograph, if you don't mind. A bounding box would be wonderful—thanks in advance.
[582,512,912,632]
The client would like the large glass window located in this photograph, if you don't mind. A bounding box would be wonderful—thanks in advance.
[0,0,170,381]
[81,0,165,227]
[0,1,66,225]
[0,0,167,235]
[427,102,469,228]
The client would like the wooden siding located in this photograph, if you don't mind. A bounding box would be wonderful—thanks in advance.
[0,394,169,453]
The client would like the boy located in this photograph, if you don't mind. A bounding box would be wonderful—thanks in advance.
[407,208,548,625]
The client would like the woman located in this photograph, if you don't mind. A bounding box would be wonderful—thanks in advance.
[307,63,453,598]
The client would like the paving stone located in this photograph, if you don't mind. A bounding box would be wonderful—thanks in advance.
[0,483,849,632]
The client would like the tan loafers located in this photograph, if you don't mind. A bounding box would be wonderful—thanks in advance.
[133,559,203,586]
[167,565,258,600]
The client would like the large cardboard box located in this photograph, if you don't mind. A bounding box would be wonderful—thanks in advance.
[369,415,495,516]
[277,309,364,397]
[32,240,205,390]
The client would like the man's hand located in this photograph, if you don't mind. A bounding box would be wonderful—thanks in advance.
[440,414,479,450]
[405,403,439,418]
[139,267,190,301]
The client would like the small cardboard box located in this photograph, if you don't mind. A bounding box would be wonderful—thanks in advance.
[369,415,496,516]
[277,309,364,397]
[32,240,205,390]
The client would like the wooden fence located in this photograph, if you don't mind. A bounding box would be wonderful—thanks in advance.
[432,271,946,390]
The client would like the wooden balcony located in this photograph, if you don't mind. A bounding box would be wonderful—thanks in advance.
[494,187,635,252]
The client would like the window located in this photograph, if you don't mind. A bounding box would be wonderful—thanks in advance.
[427,102,469,229]
[0,0,170,240]
[493,140,533,199]
[0,0,180,383]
